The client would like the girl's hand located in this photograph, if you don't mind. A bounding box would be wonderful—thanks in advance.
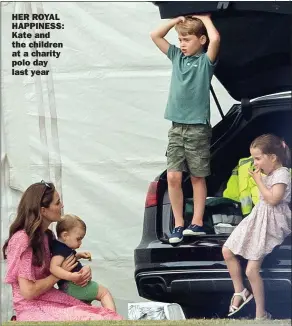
[61,254,78,272]
[76,251,92,261]
[73,266,92,287]
[248,167,262,183]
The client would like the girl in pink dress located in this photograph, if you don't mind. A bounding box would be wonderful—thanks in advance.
[223,134,291,320]
[3,181,123,321]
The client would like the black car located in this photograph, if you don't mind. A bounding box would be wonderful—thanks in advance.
[134,2,292,319]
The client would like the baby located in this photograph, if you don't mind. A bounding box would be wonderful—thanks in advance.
[50,214,116,311]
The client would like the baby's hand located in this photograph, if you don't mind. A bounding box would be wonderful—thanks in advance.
[77,251,92,261]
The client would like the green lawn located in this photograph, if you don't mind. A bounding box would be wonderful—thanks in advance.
[2,319,291,326]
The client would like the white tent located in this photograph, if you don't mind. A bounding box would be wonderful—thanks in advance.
[1,1,234,321]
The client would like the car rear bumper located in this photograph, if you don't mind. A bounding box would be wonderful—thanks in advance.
[136,268,291,304]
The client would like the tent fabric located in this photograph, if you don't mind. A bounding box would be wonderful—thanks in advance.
[1,1,234,321]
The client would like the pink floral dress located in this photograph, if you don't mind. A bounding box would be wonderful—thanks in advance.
[4,230,123,321]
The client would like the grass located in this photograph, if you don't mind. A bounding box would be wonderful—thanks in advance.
[2,320,291,326]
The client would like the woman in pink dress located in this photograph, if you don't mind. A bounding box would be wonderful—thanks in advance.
[3,181,123,321]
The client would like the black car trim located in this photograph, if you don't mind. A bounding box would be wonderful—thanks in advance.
[210,84,224,119]
[170,278,291,294]
[137,268,291,277]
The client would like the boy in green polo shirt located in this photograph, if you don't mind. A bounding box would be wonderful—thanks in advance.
[150,15,220,244]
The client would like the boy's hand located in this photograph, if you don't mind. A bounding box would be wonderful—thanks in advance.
[192,14,211,20]
[192,13,220,63]
[175,16,186,24]
[150,16,186,55]
[76,251,92,261]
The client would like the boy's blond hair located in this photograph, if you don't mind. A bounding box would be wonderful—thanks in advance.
[56,214,86,238]
[175,16,208,39]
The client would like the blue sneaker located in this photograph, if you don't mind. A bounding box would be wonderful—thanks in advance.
[183,224,206,236]
[169,226,184,244]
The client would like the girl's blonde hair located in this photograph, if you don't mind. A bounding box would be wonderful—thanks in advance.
[250,134,291,168]
[56,214,86,238]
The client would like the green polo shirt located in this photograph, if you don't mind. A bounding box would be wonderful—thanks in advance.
[165,44,217,124]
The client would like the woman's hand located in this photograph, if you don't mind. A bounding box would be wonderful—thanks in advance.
[70,272,84,283]
[61,254,78,272]
[248,167,262,184]
[73,266,92,287]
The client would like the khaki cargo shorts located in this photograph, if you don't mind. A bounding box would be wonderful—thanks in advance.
[166,122,212,177]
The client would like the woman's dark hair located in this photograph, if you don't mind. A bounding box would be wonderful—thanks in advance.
[2,182,56,266]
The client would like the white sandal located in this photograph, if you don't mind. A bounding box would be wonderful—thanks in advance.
[228,288,254,317]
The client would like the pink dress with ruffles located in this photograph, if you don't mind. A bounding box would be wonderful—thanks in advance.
[4,230,123,321]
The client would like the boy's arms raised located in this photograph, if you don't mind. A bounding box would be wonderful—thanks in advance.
[150,17,185,54]
[193,14,220,63]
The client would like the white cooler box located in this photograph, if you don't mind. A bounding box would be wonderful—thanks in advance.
[128,302,186,320]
